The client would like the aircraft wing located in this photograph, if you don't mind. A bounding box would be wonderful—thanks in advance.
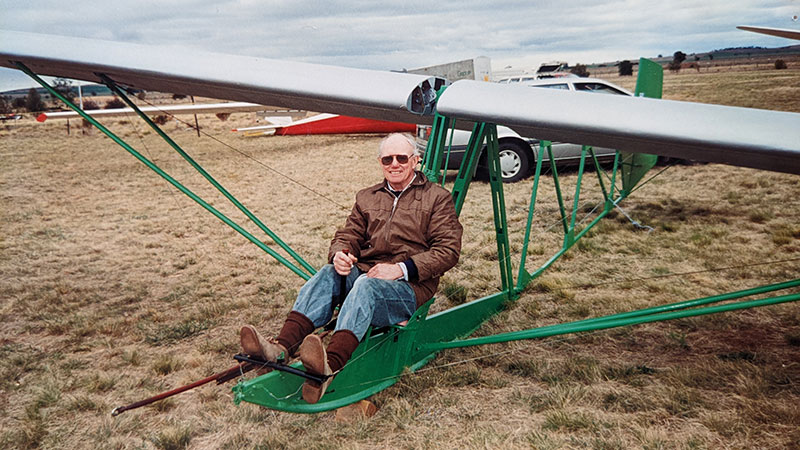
[436,80,800,174]
[2,29,799,175]
[36,101,265,121]
[0,30,443,122]
[737,25,800,41]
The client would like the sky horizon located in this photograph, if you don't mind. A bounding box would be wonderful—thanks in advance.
[1,1,798,92]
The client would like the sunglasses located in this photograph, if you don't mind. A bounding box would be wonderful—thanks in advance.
[380,154,414,165]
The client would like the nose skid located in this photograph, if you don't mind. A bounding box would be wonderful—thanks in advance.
[232,299,435,413]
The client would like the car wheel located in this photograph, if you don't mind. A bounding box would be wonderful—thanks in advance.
[497,141,530,183]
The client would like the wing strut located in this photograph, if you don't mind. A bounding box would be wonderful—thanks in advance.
[16,62,314,281]
[97,73,315,278]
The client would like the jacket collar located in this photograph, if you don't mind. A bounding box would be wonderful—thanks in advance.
[368,170,428,193]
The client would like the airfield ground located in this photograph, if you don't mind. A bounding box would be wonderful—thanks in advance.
[1,63,799,449]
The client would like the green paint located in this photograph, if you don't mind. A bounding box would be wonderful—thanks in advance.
[620,58,663,194]
[101,75,315,279]
[17,62,312,281]
[17,62,796,415]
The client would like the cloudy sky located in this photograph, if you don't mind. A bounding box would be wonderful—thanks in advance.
[1,0,798,91]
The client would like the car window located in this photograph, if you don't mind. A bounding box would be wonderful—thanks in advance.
[574,82,626,95]
[533,83,569,90]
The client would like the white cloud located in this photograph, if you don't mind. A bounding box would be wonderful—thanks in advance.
[1,0,798,91]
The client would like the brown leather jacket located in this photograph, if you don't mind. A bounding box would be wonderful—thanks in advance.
[328,172,462,308]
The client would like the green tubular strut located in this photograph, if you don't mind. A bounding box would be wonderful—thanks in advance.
[564,145,589,246]
[423,279,800,351]
[16,62,312,281]
[99,74,314,279]
[483,124,513,295]
[450,122,488,216]
[440,118,457,188]
[546,144,570,236]
[421,113,452,183]
[514,140,627,292]
[515,141,548,289]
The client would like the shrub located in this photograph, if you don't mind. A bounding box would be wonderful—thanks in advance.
[25,88,46,112]
[618,60,633,76]
[104,97,125,109]
[570,64,590,77]
[775,59,788,70]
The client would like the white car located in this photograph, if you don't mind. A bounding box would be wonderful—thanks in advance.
[417,77,633,182]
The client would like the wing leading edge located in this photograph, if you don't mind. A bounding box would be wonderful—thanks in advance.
[2,30,799,175]
[436,80,800,175]
[0,30,443,123]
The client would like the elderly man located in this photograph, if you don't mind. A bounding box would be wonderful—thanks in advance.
[240,132,462,404]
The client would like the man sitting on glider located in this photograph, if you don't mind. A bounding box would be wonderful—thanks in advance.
[240,132,463,404]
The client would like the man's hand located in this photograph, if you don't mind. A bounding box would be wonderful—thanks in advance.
[367,263,403,280]
[333,250,358,276]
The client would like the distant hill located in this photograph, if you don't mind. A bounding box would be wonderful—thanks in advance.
[588,44,800,69]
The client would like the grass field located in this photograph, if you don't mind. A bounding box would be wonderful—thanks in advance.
[1,63,799,449]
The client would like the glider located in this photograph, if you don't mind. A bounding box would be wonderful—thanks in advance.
[1,30,799,414]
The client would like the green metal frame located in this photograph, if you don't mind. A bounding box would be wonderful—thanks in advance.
[17,62,314,281]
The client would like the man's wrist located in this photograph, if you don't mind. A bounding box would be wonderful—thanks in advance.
[401,258,418,281]
[397,262,409,281]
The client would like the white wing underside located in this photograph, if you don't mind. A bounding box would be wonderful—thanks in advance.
[2,30,799,174]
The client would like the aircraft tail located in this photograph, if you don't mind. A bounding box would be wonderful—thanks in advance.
[619,58,662,194]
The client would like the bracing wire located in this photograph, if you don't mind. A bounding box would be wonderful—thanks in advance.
[117,90,350,211]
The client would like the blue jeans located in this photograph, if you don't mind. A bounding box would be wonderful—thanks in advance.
[292,264,417,341]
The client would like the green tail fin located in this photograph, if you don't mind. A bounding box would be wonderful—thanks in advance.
[620,58,663,194]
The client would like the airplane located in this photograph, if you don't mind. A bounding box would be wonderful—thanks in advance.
[38,100,415,137]
[231,112,416,136]
[1,29,799,415]
[35,101,266,122]
[0,113,23,121]
[737,25,800,41]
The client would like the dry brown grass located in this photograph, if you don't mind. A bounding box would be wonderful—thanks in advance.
[1,63,800,449]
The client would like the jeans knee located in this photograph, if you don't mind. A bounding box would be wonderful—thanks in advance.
[350,276,380,298]
[317,264,337,278]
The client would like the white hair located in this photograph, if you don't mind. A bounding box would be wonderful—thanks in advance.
[378,133,420,157]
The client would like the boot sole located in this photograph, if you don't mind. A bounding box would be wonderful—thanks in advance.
[299,334,331,403]
[240,325,265,359]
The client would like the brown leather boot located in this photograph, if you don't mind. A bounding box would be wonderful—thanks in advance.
[276,311,316,357]
[240,325,287,362]
[326,330,360,373]
[298,334,332,404]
